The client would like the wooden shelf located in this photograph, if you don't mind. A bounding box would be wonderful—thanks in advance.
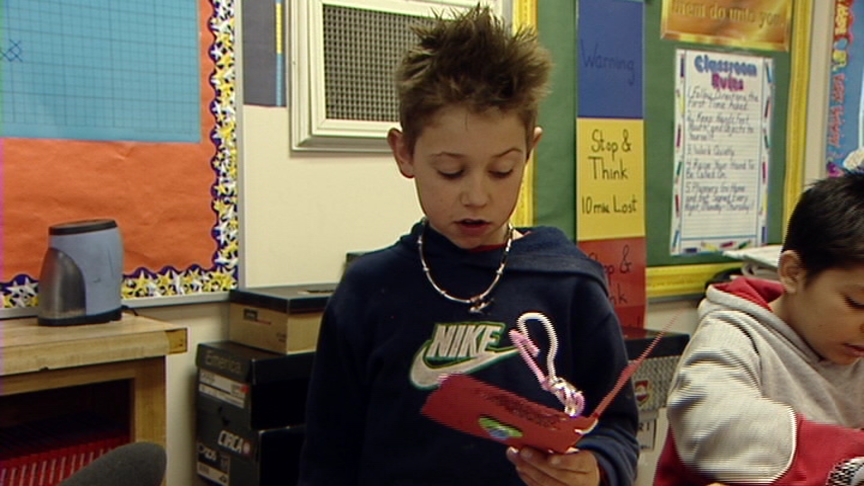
[0,313,187,448]
[1,314,187,376]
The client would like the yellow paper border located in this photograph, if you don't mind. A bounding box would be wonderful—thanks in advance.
[781,0,811,229]
[511,0,537,227]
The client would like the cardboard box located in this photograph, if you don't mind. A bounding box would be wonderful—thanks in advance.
[196,341,314,430]
[623,328,690,413]
[228,284,335,354]
[196,407,305,486]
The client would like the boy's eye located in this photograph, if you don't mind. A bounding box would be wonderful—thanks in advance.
[439,169,462,178]
[845,297,864,309]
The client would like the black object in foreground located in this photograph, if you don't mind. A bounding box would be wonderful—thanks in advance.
[59,441,166,486]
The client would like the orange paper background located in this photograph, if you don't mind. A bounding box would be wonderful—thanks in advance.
[2,0,219,282]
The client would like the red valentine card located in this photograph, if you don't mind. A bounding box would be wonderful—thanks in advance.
[421,374,597,454]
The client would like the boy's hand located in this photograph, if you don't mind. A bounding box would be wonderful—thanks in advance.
[506,446,602,486]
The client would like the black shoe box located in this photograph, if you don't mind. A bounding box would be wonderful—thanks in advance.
[196,340,314,431]
[196,406,306,486]
[196,341,313,486]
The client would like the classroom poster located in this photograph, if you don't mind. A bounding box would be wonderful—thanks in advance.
[578,238,647,329]
[576,0,646,329]
[0,0,238,309]
[576,119,646,240]
[826,0,864,175]
[575,119,646,329]
[660,0,793,51]
[670,49,772,255]
[578,0,643,119]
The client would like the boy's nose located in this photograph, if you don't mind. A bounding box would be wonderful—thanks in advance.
[459,176,489,207]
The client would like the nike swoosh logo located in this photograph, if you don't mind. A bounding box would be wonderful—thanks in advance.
[410,345,518,389]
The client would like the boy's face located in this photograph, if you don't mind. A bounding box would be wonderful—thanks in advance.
[776,251,864,365]
[388,105,541,249]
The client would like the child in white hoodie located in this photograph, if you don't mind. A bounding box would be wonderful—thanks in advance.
[655,172,864,486]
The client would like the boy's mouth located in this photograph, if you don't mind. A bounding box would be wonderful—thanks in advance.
[455,219,492,238]
[843,343,864,357]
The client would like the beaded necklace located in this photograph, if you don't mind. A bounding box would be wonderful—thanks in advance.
[417,219,513,314]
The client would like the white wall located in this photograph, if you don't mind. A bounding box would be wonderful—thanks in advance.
[147,0,832,484]
[239,106,422,287]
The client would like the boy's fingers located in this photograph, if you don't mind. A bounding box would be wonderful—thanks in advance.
[507,448,552,484]
[507,447,600,486]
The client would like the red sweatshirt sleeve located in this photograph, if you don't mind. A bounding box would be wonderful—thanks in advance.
[655,416,864,486]
[771,415,864,486]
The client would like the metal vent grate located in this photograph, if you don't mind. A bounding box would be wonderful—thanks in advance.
[322,5,434,122]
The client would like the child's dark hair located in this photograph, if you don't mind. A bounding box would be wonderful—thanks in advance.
[394,5,552,152]
[782,172,864,281]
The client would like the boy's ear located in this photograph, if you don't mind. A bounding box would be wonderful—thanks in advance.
[777,250,806,294]
[388,128,415,178]
[528,127,543,159]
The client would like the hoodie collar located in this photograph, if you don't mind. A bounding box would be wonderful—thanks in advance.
[713,277,783,310]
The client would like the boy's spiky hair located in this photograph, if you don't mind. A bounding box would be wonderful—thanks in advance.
[783,172,864,282]
[394,5,552,150]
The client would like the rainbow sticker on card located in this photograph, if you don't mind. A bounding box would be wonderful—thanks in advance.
[478,416,523,441]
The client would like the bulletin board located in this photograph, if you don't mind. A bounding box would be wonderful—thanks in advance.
[0,0,238,312]
[827,0,864,175]
[533,0,811,298]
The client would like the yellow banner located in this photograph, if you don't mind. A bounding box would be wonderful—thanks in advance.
[576,119,645,241]
[661,0,793,51]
